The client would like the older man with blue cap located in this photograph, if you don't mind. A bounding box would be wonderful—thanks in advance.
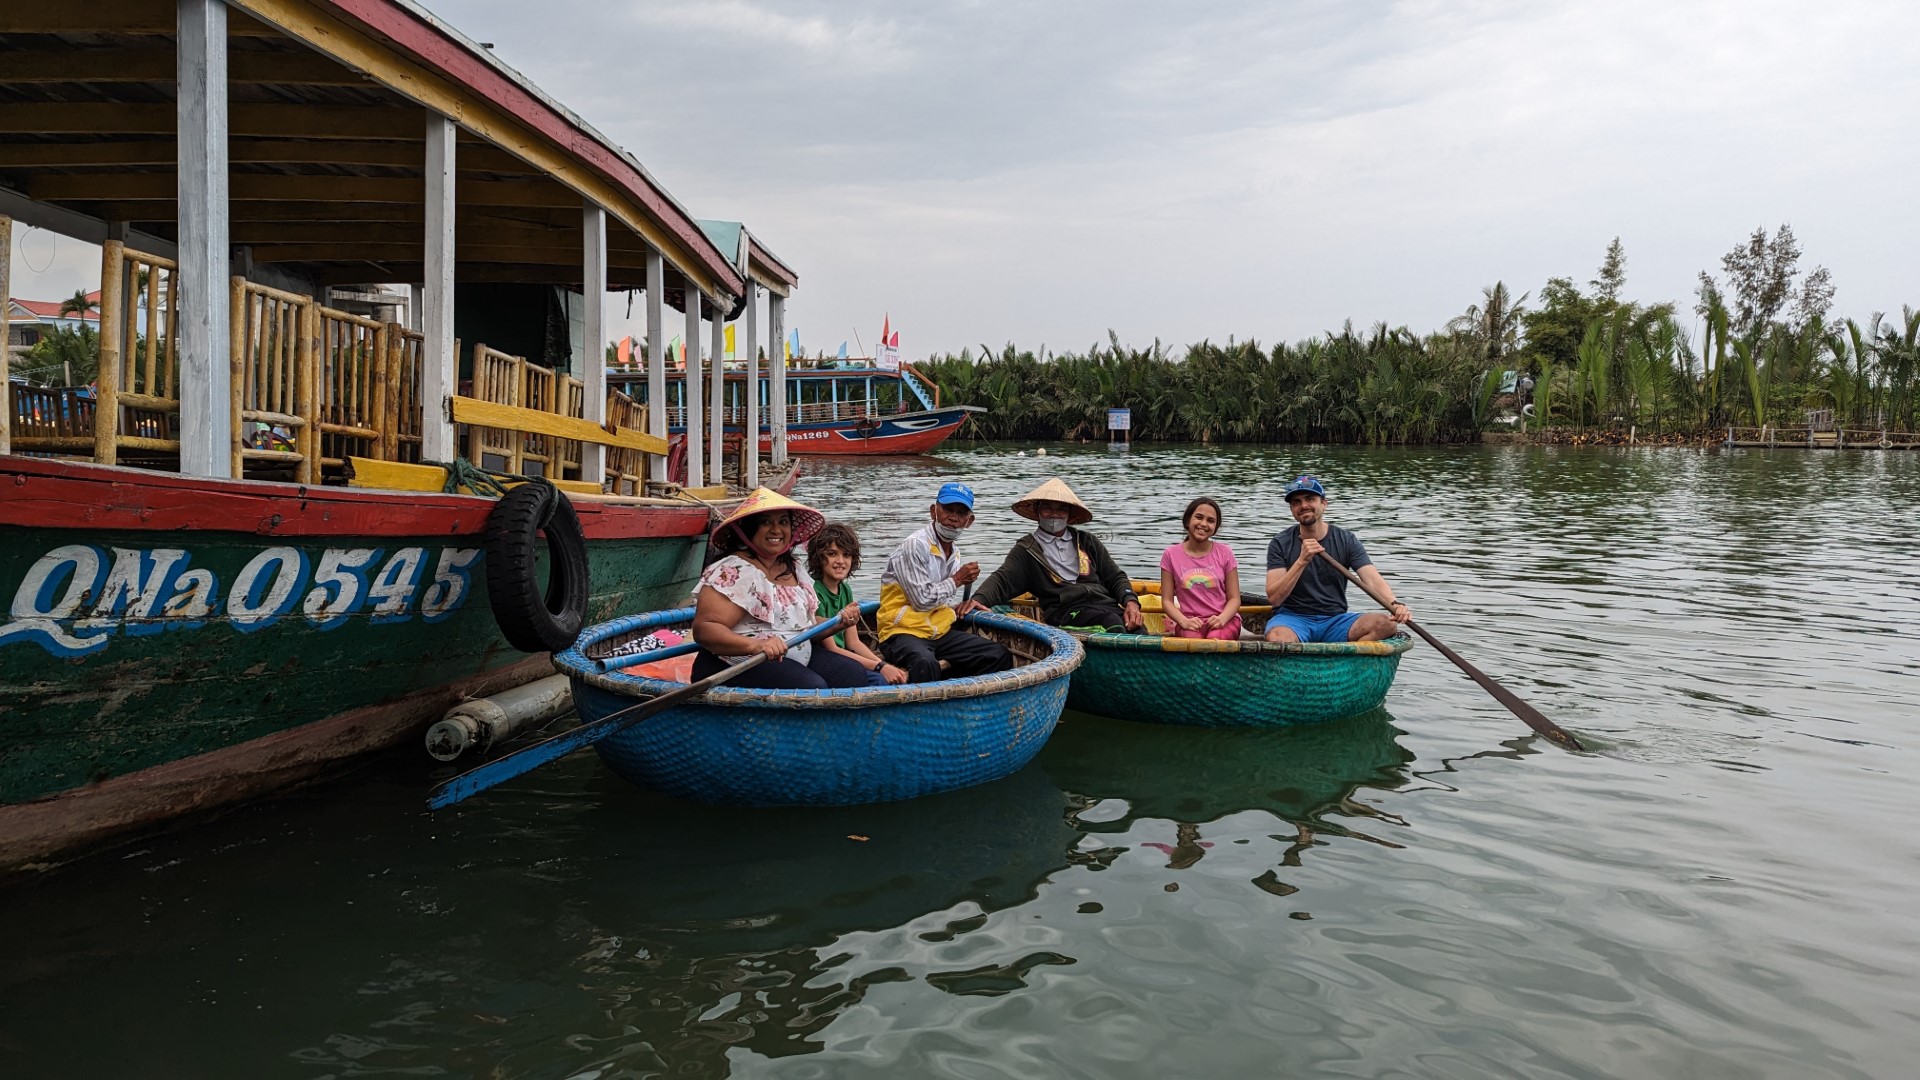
[876,481,1015,682]
[1263,475,1411,643]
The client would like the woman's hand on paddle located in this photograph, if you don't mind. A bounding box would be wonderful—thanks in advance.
[837,605,862,628]
[756,634,788,662]
[1388,601,1411,623]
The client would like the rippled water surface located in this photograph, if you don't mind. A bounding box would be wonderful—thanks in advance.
[4,443,1917,1078]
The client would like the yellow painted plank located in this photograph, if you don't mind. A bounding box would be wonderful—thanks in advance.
[451,396,667,454]
[345,457,452,492]
[552,479,605,495]
[679,484,729,500]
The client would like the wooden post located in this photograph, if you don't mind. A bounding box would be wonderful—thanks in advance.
[768,292,788,470]
[683,288,703,489]
[177,0,232,477]
[0,214,10,457]
[227,275,245,476]
[94,241,126,465]
[369,322,392,460]
[645,249,666,483]
[709,300,726,486]
[645,251,668,478]
[743,283,759,489]
[296,301,318,483]
[580,203,607,484]
[420,114,457,463]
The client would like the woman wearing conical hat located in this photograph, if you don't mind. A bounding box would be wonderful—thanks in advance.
[689,488,870,690]
[959,478,1145,633]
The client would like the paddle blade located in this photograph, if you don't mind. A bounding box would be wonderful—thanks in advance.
[1404,620,1584,751]
[427,716,617,809]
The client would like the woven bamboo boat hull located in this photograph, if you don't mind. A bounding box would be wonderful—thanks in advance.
[556,610,1083,806]
[1064,633,1413,728]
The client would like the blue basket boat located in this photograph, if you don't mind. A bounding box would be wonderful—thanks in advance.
[553,609,1084,806]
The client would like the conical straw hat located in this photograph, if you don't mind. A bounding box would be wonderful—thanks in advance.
[712,488,826,549]
[1011,477,1094,525]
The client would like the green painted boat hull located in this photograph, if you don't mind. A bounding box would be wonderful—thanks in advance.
[0,524,705,806]
[1063,634,1413,727]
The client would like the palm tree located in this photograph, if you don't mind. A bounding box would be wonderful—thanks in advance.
[57,289,98,319]
[1448,282,1530,366]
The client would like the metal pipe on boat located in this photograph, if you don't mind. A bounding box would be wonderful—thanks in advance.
[425,675,574,762]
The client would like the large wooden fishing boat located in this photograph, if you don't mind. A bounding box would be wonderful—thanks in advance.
[0,0,807,867]
[555,608,1084,806]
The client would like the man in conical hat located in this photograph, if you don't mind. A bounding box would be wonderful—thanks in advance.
[960,478,1144,633]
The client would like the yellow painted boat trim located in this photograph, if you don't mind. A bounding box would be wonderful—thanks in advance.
[450,396,667,454]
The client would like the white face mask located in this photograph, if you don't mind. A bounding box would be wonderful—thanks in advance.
[1037,514,1070,535]
[933,520,965,543]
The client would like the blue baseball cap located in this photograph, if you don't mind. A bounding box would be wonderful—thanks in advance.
[936,481,975,509]
[1283,475,1327,502]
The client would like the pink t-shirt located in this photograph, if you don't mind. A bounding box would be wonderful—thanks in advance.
[1159,541,1238,620]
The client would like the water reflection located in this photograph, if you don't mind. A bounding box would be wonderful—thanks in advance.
[1043,708,1412,830]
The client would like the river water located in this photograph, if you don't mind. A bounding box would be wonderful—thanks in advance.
[3,444,1916,1078]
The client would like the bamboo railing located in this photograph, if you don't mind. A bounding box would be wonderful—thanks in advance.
[23,268,649,487]
[230,278,319,482]
[604,387,648,494]
[316,306,390,469]
[94,241,181,465]
[466,344,529,473]
[387,327,425,463]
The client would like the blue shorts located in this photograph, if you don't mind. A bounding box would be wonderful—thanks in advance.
[1264,610,1362,643]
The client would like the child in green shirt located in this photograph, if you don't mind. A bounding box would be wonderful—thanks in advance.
[808,523,907,686]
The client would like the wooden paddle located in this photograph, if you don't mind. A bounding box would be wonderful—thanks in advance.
[1314,553,1585,751]
[427,617,849,809]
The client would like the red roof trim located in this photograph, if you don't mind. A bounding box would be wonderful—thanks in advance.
[321,0,745,298]
[0,457,711,540]
[746,237,800,291]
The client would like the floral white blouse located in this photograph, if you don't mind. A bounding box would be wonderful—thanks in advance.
[698,555,818,664]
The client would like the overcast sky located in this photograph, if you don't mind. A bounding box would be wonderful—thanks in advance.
[12,0,1917,359]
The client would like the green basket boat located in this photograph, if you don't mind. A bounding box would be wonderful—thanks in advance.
[1062,630,1413,727]
[1007,583,1414,727]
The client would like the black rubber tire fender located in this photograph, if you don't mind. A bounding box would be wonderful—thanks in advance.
[483,482,591,652]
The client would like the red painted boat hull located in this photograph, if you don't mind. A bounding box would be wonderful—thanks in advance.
[751,406,981,456]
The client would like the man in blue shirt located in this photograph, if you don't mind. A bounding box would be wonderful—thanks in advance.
[1263,475,1411,643]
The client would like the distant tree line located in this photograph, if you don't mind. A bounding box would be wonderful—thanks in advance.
[918,228,1918,444]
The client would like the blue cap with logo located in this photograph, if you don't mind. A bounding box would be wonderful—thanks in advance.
[1283,475,1327,502]
[936,481,975,509]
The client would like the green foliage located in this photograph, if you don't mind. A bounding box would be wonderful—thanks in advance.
[1520,277,1598,374]
[16,325,100,386]
[917,323,1502,446]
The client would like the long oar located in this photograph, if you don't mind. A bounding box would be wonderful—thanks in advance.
[1316,553,1585,751]
[428,618,847,809]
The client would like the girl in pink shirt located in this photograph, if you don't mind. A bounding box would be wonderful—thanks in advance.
[1159,496,1242,640]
